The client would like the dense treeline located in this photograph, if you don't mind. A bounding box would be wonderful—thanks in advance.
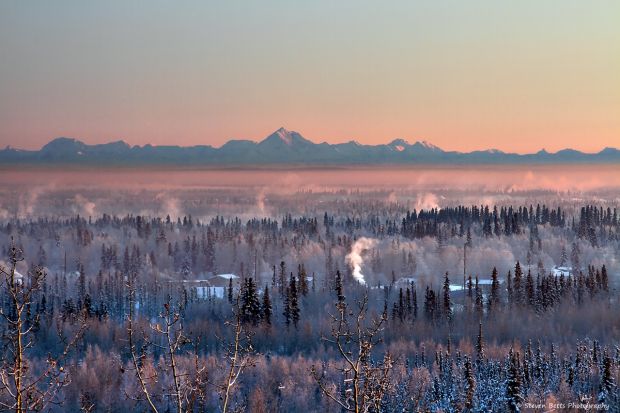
[4,203,619,248]
[0,203,618,411]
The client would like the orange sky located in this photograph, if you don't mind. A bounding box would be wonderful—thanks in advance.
[0,2,618,153]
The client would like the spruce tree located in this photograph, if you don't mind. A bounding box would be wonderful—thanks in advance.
[598,354,616,402]
[262,285,272,326]
[397,288,404,322]
[560,245,568,267]
[474,276,483,318]
[464,356,476,409]
[443,273,452,321]
[489,266,500,312]
[526,270,535,308]
[278,261,286,297]
[298,264,309,296]
[476,322,484,361]
[424,286,436,322]
[513,262,523,305]
[83,293,93,318]
[77,260,86,300]
[600,265,609,292]
[283,286,291,327]
[288,272,300,328]
[227,277,233,304]
[412,284,418,320]
[241,278,261,325]
[506,351,523,412]
[506,270,513,305]
[335,270,345,305]
[405,287,412,316]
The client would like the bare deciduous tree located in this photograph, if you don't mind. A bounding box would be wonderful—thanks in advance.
[126,274,207,413]
[218,296,255,413]
[0,239,86,412]
[311,294,394,413]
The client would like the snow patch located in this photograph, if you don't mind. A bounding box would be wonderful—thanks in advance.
[215,273,238,280]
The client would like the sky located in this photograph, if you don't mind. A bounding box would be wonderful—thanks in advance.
[0,1,618,153]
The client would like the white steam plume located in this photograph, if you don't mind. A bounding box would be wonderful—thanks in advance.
[346,237,376,285]
[73,194,96,217]
[256,188,266,214]
[17,185,47,218]
[387,191,397,204]
[415,192,440,210]
[155,192,182,219]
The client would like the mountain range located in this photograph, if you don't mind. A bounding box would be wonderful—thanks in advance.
[1,128,619,166]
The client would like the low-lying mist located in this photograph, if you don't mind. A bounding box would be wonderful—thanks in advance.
[1,165,618,288]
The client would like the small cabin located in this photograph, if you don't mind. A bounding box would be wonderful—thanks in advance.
[196,285,226,299]
[208,273,239,288]
[552,266,572,277]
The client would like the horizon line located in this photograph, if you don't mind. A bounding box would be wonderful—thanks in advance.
[3,127,619,156]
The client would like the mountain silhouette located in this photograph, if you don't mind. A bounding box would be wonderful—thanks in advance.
[1,128,618,166]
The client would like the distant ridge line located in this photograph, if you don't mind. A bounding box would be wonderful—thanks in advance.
[1,127,619,166]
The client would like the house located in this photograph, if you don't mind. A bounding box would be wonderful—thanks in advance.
[163,273,239,301]
[196,286,225,299]
[449,278,496,292]
[13,270,24,285]
[552,266,572,277]
[395,276,417,288]
[166,279,221,300]
[208,273,239,288]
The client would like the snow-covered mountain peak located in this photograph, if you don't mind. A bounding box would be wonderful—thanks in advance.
[260,127,313,147]
[414,140,441,150]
